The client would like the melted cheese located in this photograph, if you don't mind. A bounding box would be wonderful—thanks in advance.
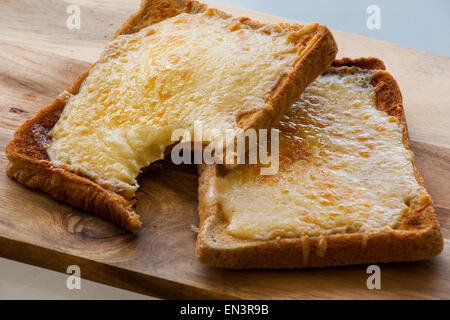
[216,70,425,240]
[48,12,308,196]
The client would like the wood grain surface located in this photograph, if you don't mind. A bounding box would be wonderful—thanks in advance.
[0,0,449,299]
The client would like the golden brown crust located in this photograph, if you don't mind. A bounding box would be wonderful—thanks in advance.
[331,57,386,70]
[6,156,141,232]
[6,0,337,232]
[236,25,337,133]
[196,57,444,269]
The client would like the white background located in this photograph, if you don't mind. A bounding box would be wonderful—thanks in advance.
[220,0,450,57]
[1,0,449,300]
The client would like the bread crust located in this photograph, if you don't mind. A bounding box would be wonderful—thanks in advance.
[196,58,444,269]
[5,0,337,232]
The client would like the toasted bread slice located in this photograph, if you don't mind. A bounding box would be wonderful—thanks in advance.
[6,0,337,232]
[197,58,443,268]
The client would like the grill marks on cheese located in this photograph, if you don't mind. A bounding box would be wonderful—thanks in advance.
[47,12,302,196]
[216,71,425,240]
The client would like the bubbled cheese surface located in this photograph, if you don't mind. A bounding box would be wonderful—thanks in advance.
[47,12,302,196]
[216,70,425,240]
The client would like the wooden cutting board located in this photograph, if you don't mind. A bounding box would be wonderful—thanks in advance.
[1,0,449,299]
